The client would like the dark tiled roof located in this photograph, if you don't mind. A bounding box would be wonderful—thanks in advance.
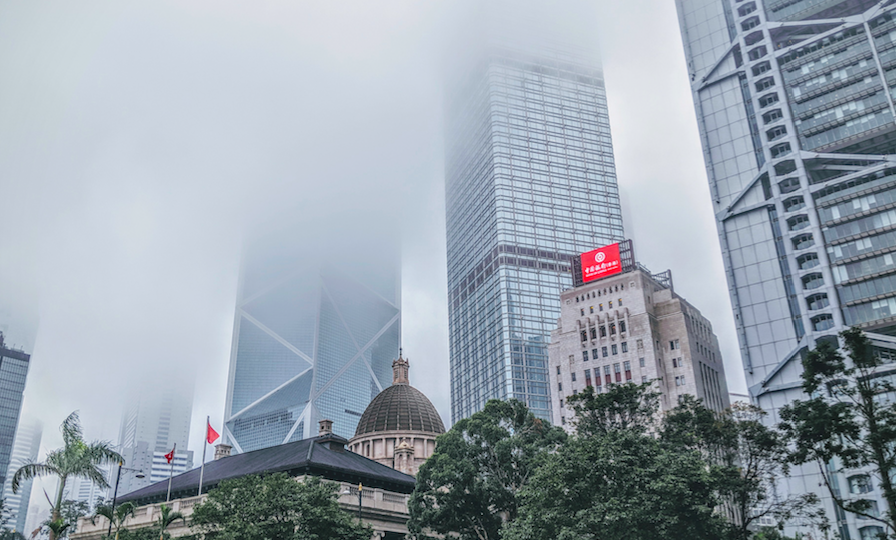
[354,384,445,437]
[117,435,415,505]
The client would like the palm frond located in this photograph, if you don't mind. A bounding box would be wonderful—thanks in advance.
[84,441,123,466]
[11,463,58,494]
[91,505,114,526]
[60,411,83,449]
[115,502,136,523]
[82,464,111,490]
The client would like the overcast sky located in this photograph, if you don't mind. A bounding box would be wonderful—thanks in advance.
[0,0,744,516]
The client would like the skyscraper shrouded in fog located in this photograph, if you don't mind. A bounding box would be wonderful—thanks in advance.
[2,418,40,533]
[0,336,28,492]
[445,4,625,422]
[223,220,401,451]
[676,0,896,536]
[115,379,194,497]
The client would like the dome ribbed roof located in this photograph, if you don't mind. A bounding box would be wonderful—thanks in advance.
[354,384,445,437]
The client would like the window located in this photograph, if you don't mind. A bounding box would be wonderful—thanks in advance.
[556,366,561,375]
[758,92,779,108]
[642,375,648,383]
[584,369,591,387]
[581,331,587,342]
[611,344,618,355]
[600,326,607,337]
[673,358,679,368]
[807,294,829,311]
[590,328,597,340]
[614,363,622,382]
[802,273,824,290]
[590,306,594,313]
[618,298,623,306]
[609,301,613,308]
[738,2,756,16]
[620,321,627,333]
[762,108,783,124]
[751,60,770,76]
[622,342,628,353]
[639,357,645,367]
[792,233,814,250]
[675,376,681,387]
[812,314,834,331]
[783,196,805,212]
[602,346,608,358]
[787,214,809,231]
[624,360,632,381]
[681,375,686,385]
[636,339,643,349]
[599,303,603,311]
[771,142,791,159]
[560,399,564,408]
[778,177,800,193]
[755,76,775,92]
[561,416,566,425]
[741,16,760,31]
[670,339,680,350]
[583,351,589,362]
[859,526,884,540]
[610,323,616,335]
[797,253,819,270]
[604,365,611,385]
[592,349,599,360]
[558,382,563,391]
[571,372,577,382]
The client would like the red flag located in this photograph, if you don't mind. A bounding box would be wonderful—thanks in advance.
[164,448,175,464]
[207,421,220,445]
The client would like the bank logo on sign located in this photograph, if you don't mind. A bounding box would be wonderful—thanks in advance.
[595,252,606,263]
[580,243,623,283]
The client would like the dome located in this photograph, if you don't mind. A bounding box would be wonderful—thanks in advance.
[354,355,445,437]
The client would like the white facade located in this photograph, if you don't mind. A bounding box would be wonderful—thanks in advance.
[549,267,730,428]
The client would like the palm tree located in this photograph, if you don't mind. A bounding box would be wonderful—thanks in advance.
[91,502,136,540]
[11,412,122,540]
[155,504,185,540]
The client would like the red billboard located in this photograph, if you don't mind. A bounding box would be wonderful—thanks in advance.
[580,243,622,283]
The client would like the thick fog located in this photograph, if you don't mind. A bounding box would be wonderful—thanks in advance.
[0,0,745,516]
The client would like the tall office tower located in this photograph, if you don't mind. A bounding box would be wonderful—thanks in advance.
[2,419,40,533]
[675,0,896,537]
[223,220,401,451]
[0,335,29,490]
[445,4,624,422]
[116,380,194,496]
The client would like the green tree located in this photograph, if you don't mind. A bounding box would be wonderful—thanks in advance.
[663,397,826,540]
[408,399,567,540]
[153,504,185,540]
[11,412,121,540]
[34,499,90,540]
[189,473,370,540]
[778,328,896,536]
[502,383,727,540]
[91,502,136,540]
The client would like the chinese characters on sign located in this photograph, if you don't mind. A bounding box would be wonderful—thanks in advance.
[580,243,622,283]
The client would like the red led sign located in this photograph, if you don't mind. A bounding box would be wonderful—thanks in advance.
[580,243,622,283]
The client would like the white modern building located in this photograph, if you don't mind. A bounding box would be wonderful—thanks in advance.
[675,0,896,537]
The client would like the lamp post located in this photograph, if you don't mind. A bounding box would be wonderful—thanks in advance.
[107,461,145,537]
[342,483,362,521]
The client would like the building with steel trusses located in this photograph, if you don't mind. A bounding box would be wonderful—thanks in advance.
[675,1,896,537]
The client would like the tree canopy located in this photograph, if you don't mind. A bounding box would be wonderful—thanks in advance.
[189,473,370,540]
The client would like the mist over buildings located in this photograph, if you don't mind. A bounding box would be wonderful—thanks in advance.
[0,0,742,511]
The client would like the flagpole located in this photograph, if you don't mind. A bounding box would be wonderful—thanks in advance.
[198,416,208,497]
[166,442,176,502]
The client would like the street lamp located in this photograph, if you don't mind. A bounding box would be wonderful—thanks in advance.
[107,461,145,537]
[341,483,362,521]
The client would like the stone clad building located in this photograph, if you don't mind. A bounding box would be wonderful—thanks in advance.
[550,245,731,428]
[348,354,446,476]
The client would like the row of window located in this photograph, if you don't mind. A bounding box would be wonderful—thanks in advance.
[580,321,628,341]
[578,342,630,360]
[580,298,623,315]
[574,282,626,302]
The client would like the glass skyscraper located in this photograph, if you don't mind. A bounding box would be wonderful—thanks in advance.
[676,0,896,536]
[0,337,28,490]
[223,222,400,451]
[446,10,625,422]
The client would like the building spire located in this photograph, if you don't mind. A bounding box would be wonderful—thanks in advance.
[392,351,409,385]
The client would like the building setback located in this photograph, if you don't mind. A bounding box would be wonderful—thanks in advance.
[549,249,729,428]
[674,0,896,537]
[445,5,624,422]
